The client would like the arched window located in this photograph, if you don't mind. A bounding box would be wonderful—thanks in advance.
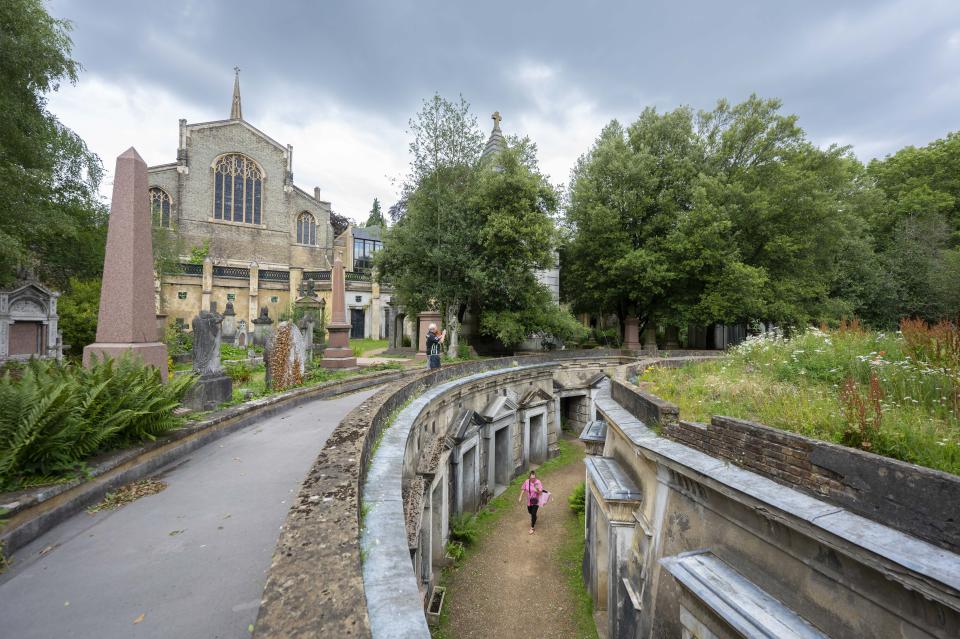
[213,154,263,224]
[296,212,317,245]
[150,187,172,227]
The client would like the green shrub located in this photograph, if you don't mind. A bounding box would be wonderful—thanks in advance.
[449,513,480,547]
[164,322,192,356]
[446,540,465,563]
[568,481,586,515]
[220,343,248,361]
[57,278,101,357]
[0,356,195,490]
[224,361,253,384]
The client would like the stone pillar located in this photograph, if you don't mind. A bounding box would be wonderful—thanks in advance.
[248,261,259,337]
[371,278,381,340]
[289,267,303,307]
[201,256,213,315]
[319,248,356,369]
[623,316,640,350]
[221,302,237,344]
[83,148,168,380]
[417,311,441,358]
[642,320,658,355]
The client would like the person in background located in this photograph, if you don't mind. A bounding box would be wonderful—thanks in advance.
[426,323,446,370]
[519,470,545,534]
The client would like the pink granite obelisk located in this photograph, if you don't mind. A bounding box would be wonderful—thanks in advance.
[319,248,356,369]
[83,147,168,380]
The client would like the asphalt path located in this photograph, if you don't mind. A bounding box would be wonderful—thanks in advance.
[0,387,380,639]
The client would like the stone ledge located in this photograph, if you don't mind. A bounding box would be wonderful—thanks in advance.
[0,368,403,556]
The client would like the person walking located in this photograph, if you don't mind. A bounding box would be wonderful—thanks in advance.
[519,470,546,534]
[426,323,446,370]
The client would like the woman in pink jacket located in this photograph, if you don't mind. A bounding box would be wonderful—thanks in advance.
[519,470,546,534]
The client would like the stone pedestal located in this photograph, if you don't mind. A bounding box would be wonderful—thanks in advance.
[417,311,442,358]
[184,374,233,411]
[252,307,274,347]
[320,249,356,369]
[83,147,168,380]
[221,302,237,345]
[623,316,640,350]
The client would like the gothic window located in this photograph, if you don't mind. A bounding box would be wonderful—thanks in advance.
[296,212,317,245]
[150,187,172,227]
[213,153,263,224]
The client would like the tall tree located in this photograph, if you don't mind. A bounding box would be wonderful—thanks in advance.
[0,0,106,287]
[365,198,385,227]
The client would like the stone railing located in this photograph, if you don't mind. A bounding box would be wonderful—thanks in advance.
[253,350,633,638]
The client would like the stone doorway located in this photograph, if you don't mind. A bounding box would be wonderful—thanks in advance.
[350,308,364,339]
[493,426,511,492]
[462,445,478,512]
[9,321,44,357]
[529,413,546,465]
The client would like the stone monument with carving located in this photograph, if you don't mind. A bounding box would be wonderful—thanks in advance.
[252,306,274,347]
[183,307,233,410]
[265,322,307,391]
[319,248,356,369]
[221,301,237,345]
[83,148,168,380]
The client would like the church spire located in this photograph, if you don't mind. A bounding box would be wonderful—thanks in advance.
[481,110,507,161]
[230,66,242,120]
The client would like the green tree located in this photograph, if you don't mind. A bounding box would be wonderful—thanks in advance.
[57,277,100,356]
[0,0,106,288]
[365,198,385,227]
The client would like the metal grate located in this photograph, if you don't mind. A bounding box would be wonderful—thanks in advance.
[346,271,371,282]
[213,266,250,279]
[179,263,203,276]
[258,269,290,282]
[303,271,331,281]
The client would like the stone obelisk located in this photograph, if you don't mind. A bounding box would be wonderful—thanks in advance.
[83,147,168,380]
[319,248,356,369]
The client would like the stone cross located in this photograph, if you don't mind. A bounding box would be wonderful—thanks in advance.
[492,111,502,129]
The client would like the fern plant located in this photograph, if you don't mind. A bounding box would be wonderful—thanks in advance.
[0,356,194,491]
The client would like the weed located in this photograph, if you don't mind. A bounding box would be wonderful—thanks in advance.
[568,481,586,515]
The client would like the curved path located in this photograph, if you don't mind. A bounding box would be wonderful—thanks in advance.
[443,436,597,639]
[0,387,380,639]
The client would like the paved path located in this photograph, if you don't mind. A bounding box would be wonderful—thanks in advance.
[444,436,596,639]
[0,388,380,639]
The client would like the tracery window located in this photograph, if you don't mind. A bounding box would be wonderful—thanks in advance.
[296,212,317,245]
[150,187,172,227]
[213,153,263,224]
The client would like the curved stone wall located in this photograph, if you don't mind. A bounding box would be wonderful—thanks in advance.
[253,351,631,638]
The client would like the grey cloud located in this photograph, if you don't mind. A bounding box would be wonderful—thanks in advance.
[49,0,960,161]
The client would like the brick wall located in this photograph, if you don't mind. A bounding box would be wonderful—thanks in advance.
[661,415,960,553]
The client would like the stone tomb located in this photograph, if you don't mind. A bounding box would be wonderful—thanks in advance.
[183,308,232,410]
[265,322,306,391]
[479,394,518,496]
[0,281,62,363]
[449,409,485,515]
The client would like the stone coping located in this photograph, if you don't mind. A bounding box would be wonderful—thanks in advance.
[580,419,608,443]
[594,388,960,609]
[660,550,829,639]
[361,363,554,639]
[584,456,643,502]
[0,368,404,556]
[253,351,631,638]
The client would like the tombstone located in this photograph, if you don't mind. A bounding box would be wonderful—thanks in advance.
[82,148,168,379]
[623,316,640,350]
[252,306,274,347]
[237,331,247,347]
[642,320,658,354]
[221,302,237,344]
[183,308,233,410]
[264,322,307,391]
[295,293,324,362]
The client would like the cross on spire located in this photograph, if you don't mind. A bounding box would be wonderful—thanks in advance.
[491,111,502,130]
[230,66,242,120]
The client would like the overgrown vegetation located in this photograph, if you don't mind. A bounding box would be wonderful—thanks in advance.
[568,480,586,515]
[640,320,960,474]
[0,356,194,491]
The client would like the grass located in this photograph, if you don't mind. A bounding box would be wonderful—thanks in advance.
[640,322,960,475]
[350,338,388,357]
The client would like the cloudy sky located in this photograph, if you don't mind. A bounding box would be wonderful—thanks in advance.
[46,0,960,220]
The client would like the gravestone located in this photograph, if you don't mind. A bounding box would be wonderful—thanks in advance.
[82,148,168,379]
[265,322,306,391]
[252,306,274,347]
[183,308,233,410]
[221,302,237,344]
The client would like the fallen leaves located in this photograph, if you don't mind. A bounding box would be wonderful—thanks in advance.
[87,479,168,514]
[168,529,185,536]
[133,613,145,624]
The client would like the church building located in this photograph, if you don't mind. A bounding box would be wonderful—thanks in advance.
[149,71,390,340]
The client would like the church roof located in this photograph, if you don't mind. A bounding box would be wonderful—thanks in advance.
[481,111,507,161]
